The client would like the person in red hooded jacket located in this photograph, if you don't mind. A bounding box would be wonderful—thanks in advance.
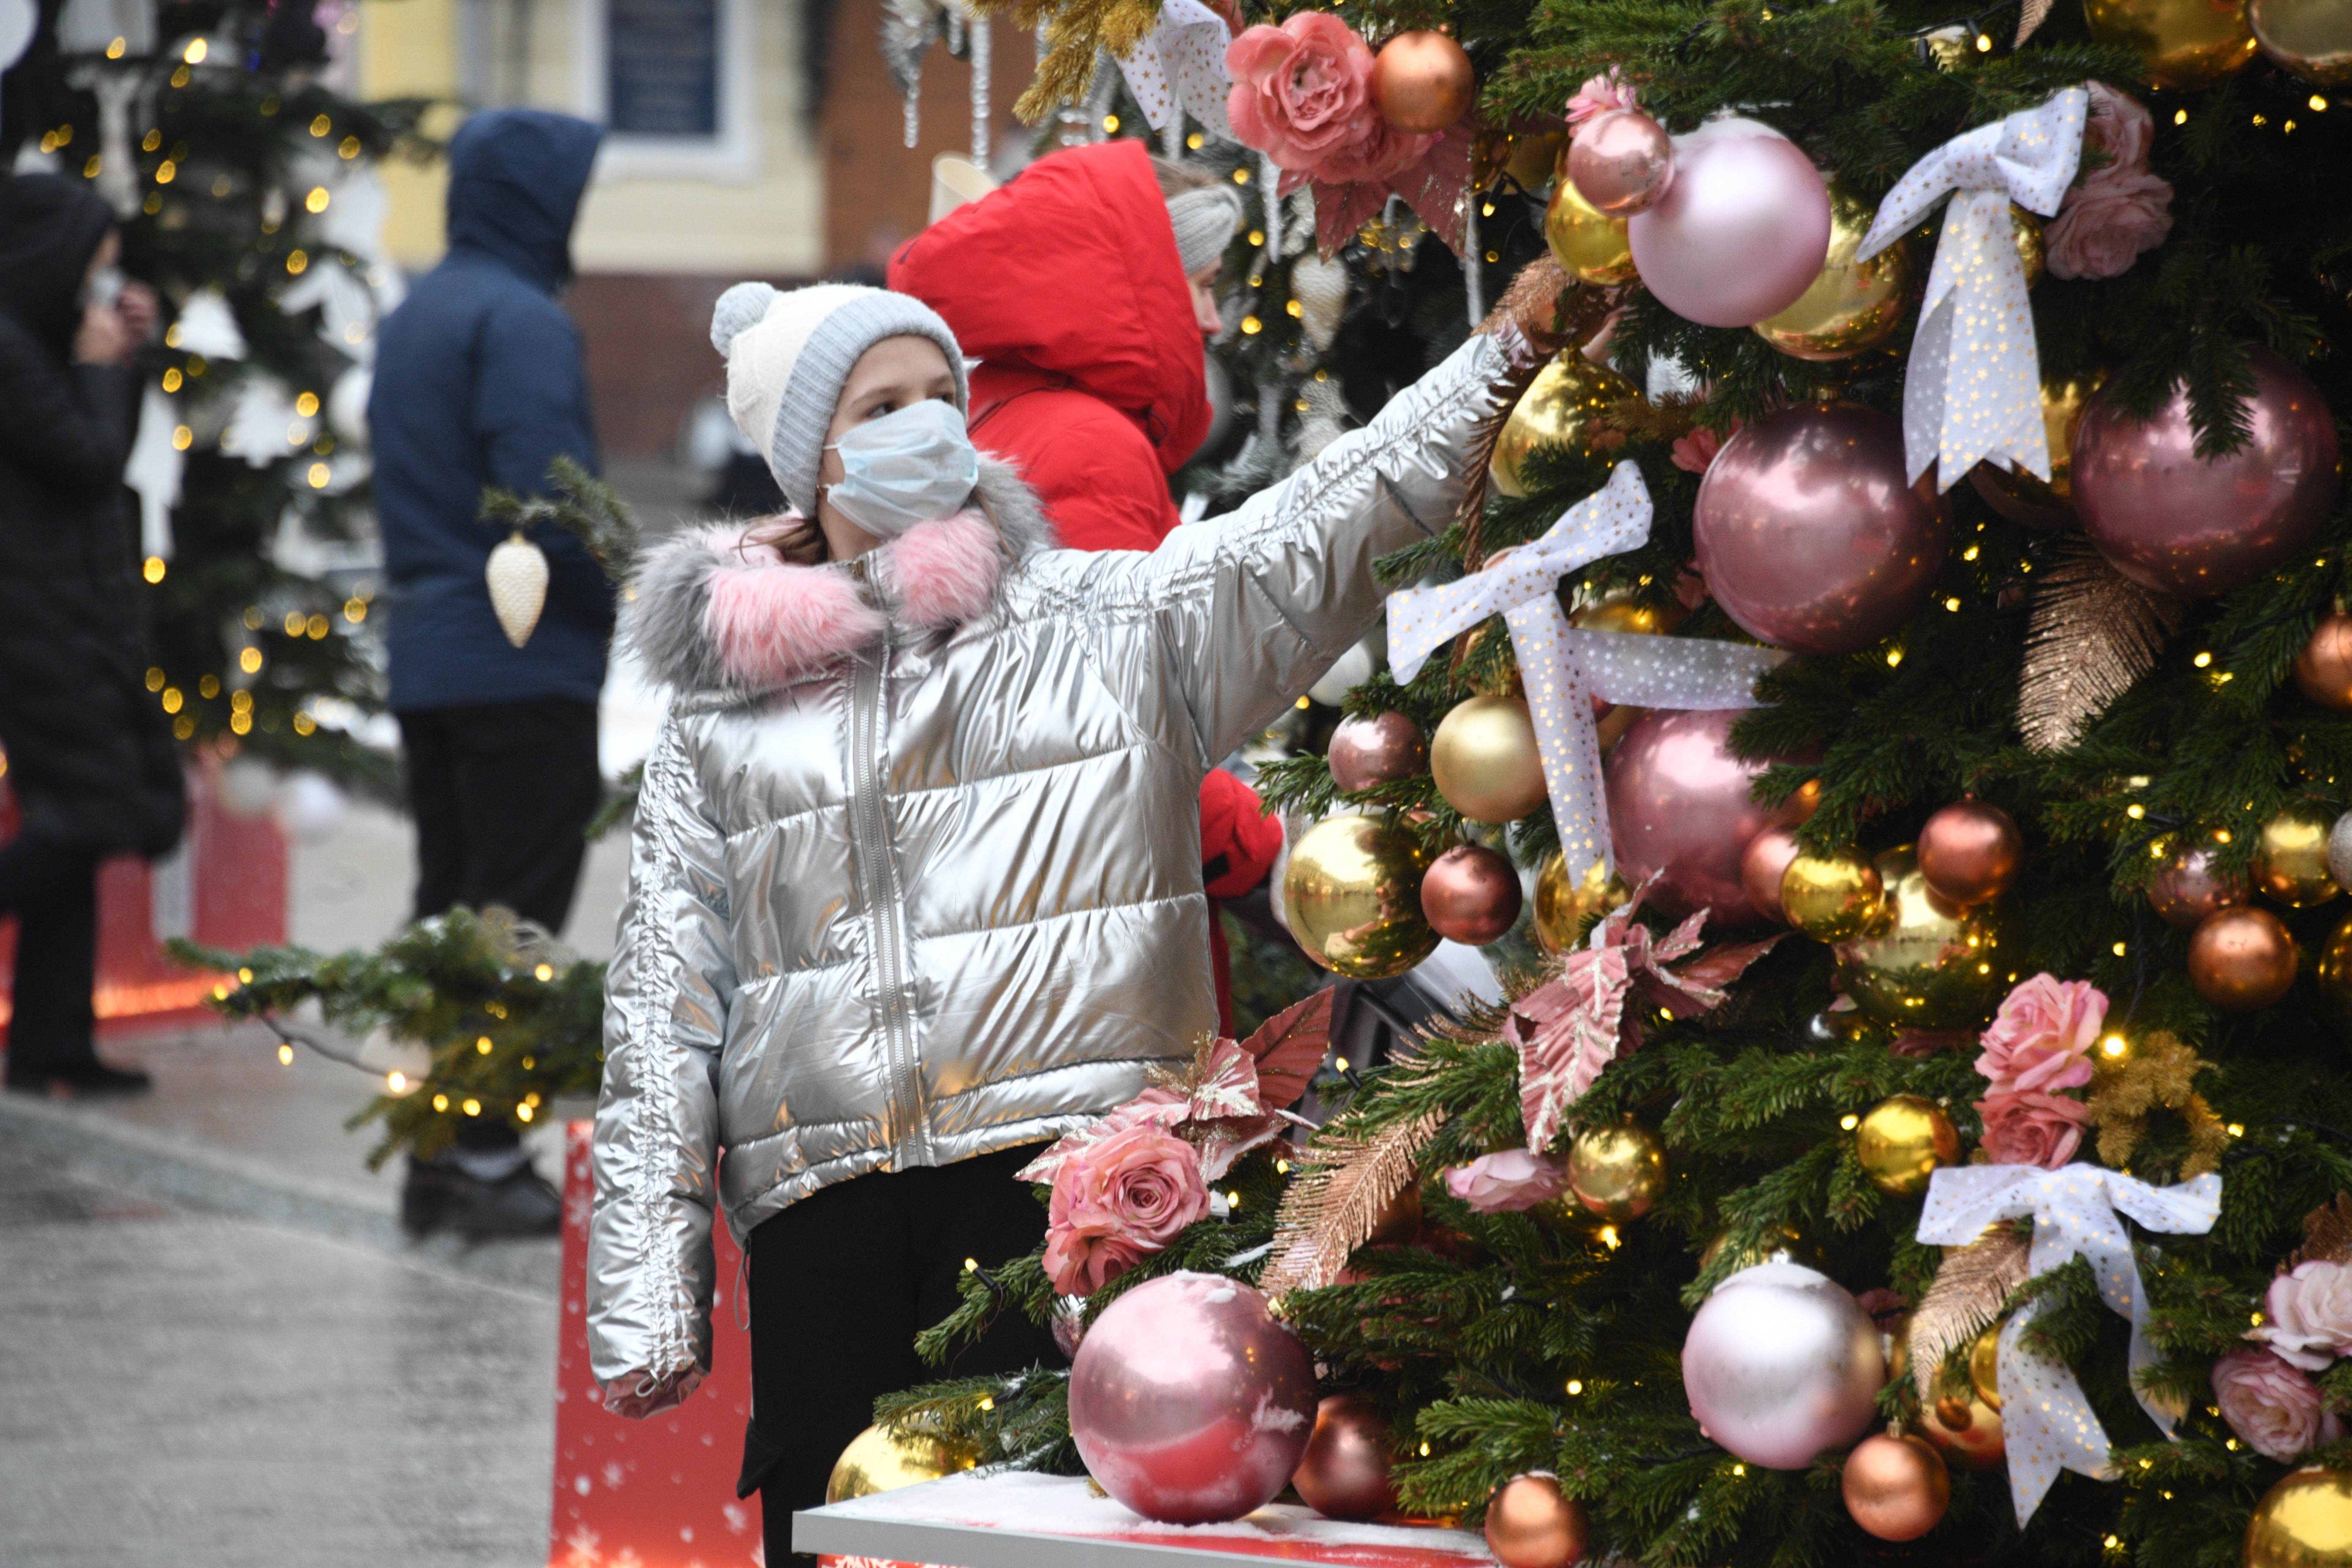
[890,140,1284,1027]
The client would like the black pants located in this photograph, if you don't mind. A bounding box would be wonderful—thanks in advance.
[0,834,101,1086]
[745,1144,1062,1563]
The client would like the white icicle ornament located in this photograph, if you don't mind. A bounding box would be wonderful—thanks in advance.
[486,530,550,648]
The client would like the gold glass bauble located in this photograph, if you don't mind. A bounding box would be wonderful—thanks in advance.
[2084,0,2259,87]
[2010,205,2046,289]
[2247,1467,2352,1568]
[1533,849,1631,955]
[826,1423,974,1503]
[1968,1322,2002,1410]
[1544,159,1636,286]
[1753,182,1914,362]
[1916,1390,2005,1469]
[1432,695,1549,824]
[1780,847,1886,942]
[1489,354,1637,499]
[1569,589,1687,638]
[1835,846,2006,1029]
[2259,800,2341,907]
[1283,814,1441,979]
[2252,0,2352,81]
[2318,911,2352,1030]
[1854,1094,1961,1195]
[1567,1121,1667,1222]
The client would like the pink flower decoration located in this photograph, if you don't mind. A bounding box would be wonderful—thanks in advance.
[2213,1347,2343,1461]
[2085,81,2156,172]
[1975,1088,2089,1169]
[1976,973,2105,1095]
[1670,419,1741,474]
[1042,1124,1211,1296]
[1226,14,1430,188]
[2046,83,2172,281]
[2256,1260,2352,1372]
[1565,68,1638,129]
[1443,1149,1571,1213]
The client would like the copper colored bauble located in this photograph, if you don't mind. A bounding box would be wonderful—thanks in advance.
[1293,1395,1396,1522]
[2085,0,2258,86]
[1752,180,1913,362]
[1835,847,2007,1030]
[1432,695,1549,824]
[1842,1433,1951,1542]
[1741,827,1804,923]
[1371,30,1475,133]
[2246,1467,2352,1567]
[2259,801,2342,908]
[1544,155,1637,286]
[1421,844,1524,945]
[1567,1122,1667,1222]
[1967,372,2107,528]
[1694,403,1951,655]
[2295,613,2352,710]
[1627,122,1832,328]
[1489,354,1639,499]
[1854,1094,1960,1195]
[1604,708,1816,926]
[1284,814,1441,978]
[1780,847,1884,942]
[2074,347,2339,599]
[1917,800,2023,907]
[2148,845,2250,928]
[1533,850,1631,954]
[2188,906,2298,1011]
[2252,0,2352,82]
[1682,1260,1885,1469]
[1484,1473,1590,1568]
[1568,108,1674,217]
[826,1424,973,1503]
[1328,711,1429,795]
[1068,1273,1318,1524]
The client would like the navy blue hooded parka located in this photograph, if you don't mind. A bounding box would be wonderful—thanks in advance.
[370,109,612,711]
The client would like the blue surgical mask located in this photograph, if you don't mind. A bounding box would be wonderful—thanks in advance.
[822,400,979,536]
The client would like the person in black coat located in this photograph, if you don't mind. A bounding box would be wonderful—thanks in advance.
[0,175,185,1095]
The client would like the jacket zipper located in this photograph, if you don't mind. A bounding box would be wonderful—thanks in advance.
[849,632,926,1164]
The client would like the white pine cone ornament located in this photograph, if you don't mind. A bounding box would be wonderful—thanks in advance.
[485,531,550,648]
[1289,253,1350,354]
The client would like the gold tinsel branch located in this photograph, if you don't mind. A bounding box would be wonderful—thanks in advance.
[2289,1193,2352,1271]
[2018,544,2185,752]
[1908,1224,2031,1405]
[2086,1030,2227,1178]
[1259,1108,1446,1297]
[964,0,1157,122]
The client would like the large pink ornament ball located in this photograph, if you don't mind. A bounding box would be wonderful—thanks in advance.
[1628,123,1831,327]
[1604,708,1812,926]
[1694,402,1951,655]
[1068,1272,1318,1524]
[1682,1260,1884,1470]
[2073,346,2340,600]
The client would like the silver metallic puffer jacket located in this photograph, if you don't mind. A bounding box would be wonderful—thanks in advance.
[587,328,1523,1384]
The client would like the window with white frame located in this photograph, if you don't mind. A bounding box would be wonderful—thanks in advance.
[574,0,759,180]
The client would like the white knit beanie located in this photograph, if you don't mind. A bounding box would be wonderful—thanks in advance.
[710,282,970,515]
[1167,186,1244,277]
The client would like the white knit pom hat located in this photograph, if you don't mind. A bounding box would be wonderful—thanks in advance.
[709,282,970,515]
[1166,186,1244,277]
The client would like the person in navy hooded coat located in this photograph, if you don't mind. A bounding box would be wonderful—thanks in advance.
[369,108,610,1233]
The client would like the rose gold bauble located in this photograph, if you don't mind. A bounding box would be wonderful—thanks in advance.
[1604,708,1816,925]
[1328,711,1431,795]
[1568,109,1674,216]
[1371,30,1474,133]
[1741,827,1804,922]
[2149,845,2251,928]
[1421,844,1524,945]
[1842,1433,1951,1541]
[1484,1473,1590,1568]
[1627,123,1832,328]
[2296,613,2352,710]
[2074,347,2340,599]
[1293,1395,1397,1521]
[2188,906,2298,1011]
[1067,1274,1318,1524]
[1916,800,2023,907]
[1693,403,1951,655]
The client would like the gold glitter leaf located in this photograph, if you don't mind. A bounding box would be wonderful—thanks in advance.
[1909,1225,2031,1405]
[1259,1109,1445,1298]
[2014,0,2056,46]
[2018,544,2185,752]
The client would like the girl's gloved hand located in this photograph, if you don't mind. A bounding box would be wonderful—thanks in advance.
[600,1364,705,1420]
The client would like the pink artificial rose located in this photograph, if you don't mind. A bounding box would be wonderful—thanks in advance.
[1041,1124,1211,1296]
[1443,1149,1570,1213]
[1975,1088,2089,1169]
[2213,1347,2343,1461]
[2084,81,2156,172]
[2257,1260,2352,1372]
[2046,83,2172,281]
[1225,13,1430,186]
[1565,67,1638,128]
[1976,974,2106,1094]
[1670,422,1738,474]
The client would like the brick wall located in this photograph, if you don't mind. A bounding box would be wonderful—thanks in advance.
[570,271,798,460]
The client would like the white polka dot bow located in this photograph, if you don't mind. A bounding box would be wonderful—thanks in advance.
[1857,87,2090,494]
[1111,0,1234,139]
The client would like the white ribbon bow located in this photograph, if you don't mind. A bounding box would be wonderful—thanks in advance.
[1387,463,1784,882]
[1113,0,1233,138]
[1917,1162,2222,1525]
[1857,88,2089,493]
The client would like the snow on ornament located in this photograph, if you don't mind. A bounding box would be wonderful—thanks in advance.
[486,531,550,648]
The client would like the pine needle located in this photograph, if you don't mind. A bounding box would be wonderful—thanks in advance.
[2018,545,2186,752]
[1260,1109,1446,1297]
[1909,1225,2031,1405]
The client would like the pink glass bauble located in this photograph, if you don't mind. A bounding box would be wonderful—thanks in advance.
[2074,346,2340,599]
[1693,403,1951,655]
[1604,709,1813,926]
[1568,109,1674,217]
[2148,846,2250,928]
[1292,1395,1397,1521]
[1682,1260,1884,1470]
[1740,826,1803,923]
[1328,711,1430,795]
[1068,1271,1318,1524]
[1628,127,1831,327]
